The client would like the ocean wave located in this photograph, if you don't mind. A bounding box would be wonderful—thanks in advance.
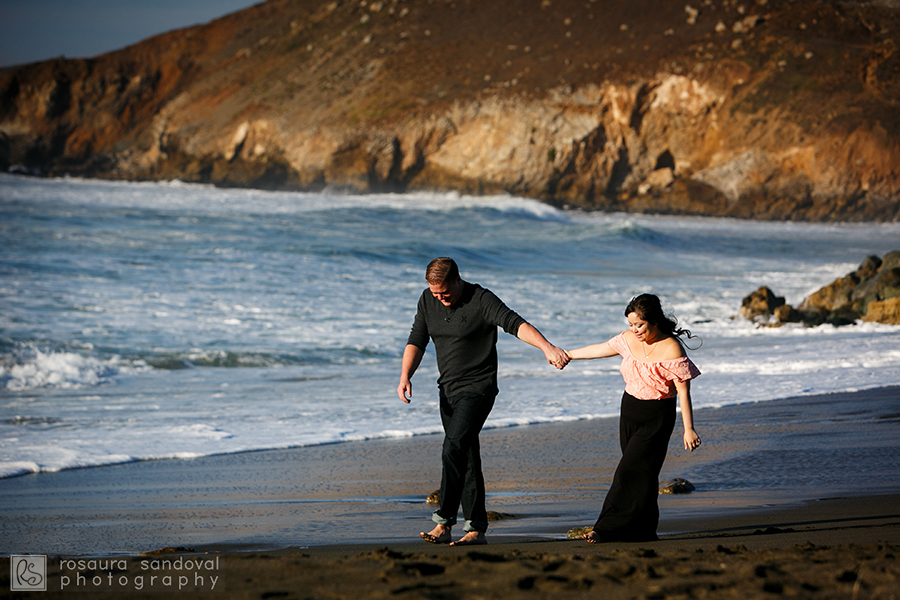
[142,346,392,370]
[469,197,570,223]
[0,344,147,391]
[0,343,391,386]
[3,175,570,221]
[0,454,137,479]
[143,351,290,370]
[606,218,657,240]
[0,461,43,478]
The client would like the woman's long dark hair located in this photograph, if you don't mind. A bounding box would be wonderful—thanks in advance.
[625,293,701,350]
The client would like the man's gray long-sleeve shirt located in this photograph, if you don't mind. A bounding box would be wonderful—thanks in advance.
[407,282,526,397]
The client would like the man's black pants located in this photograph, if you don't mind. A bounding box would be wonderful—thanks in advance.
[433,388,496,533]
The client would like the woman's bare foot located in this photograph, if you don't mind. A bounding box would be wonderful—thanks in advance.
[419,524,452,544]
[449,531,487,546]
[582,530,601,544]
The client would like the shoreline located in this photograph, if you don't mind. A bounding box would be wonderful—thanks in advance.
[3,382,897,483]
[1,386,898,558]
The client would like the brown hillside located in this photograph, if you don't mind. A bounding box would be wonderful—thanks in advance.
[1,0,898,220]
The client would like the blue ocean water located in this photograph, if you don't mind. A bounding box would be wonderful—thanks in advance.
[2,173,899,478]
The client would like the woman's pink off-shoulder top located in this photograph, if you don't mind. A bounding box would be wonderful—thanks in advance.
[607,333,701,400]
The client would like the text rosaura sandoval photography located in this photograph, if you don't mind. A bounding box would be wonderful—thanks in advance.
[58,556,220,592]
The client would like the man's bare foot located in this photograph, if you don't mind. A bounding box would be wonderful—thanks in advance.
[582,530,601,544]
[449,531,487,546]
[419,524,452,544]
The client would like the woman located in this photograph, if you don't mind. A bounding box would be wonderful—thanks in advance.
[566,294,701,543]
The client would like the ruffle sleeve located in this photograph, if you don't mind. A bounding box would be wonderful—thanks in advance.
[607,332,629,356]
[657,356,701,382]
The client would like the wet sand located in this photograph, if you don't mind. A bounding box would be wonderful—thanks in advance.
[1,387,899,597]
[3,493,899,598]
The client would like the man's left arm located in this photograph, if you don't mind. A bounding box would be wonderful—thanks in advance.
[516,322,570,370]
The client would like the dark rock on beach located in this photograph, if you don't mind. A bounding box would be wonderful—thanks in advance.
[566,526,593,539]
[741,251,900,326]
[658,478,696,494]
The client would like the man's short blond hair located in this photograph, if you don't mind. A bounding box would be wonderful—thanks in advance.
[425,257,459,285]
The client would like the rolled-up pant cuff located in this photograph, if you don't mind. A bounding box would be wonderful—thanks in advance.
[431,511,457,528]
[464,520,487,533]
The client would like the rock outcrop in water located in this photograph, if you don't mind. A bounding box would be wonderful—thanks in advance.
[741,251,900,325]
[1,0,899,221]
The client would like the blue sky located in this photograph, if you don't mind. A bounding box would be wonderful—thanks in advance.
[0,0,262,68]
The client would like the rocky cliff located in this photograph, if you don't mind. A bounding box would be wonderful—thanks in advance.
[1,0,898,220]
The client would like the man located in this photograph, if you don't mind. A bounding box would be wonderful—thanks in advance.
[397,257,569,546]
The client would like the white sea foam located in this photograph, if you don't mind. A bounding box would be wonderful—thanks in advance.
[0,345,147,391]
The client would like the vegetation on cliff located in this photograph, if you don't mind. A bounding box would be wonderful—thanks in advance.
[1,0,898,220]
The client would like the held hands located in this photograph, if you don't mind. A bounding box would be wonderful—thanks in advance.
[684,429,701,452]
[545,345,570,370]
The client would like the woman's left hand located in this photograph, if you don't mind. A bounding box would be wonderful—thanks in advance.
[684,429,701,452]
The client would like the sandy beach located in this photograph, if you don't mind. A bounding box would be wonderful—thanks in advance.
[3,492,899,599]
[2,386,899,598]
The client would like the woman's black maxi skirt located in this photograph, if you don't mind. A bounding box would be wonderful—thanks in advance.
[592,391,677,542]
